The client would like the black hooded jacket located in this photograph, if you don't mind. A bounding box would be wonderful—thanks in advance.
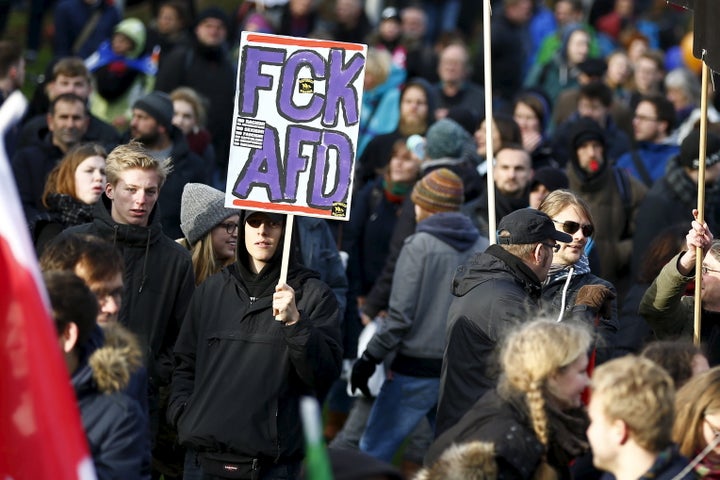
[168,229,343,464]
[435,244,543,436]
[65,195,195,387]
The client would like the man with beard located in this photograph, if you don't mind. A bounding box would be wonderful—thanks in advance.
[12,92,90,220]
[129,91,207,239]
[463,144,533,237]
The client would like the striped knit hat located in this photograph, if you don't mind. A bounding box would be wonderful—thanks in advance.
[410,168,464,214]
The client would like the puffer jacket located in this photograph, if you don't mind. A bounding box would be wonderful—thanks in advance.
[436,244,543,436]
[168,262,342,464]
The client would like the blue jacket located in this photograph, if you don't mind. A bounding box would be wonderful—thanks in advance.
[616,142,680,186]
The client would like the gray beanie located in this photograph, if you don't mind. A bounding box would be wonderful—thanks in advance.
[425,118,473,160]
[133,91,174,132]
[180,183,238,244]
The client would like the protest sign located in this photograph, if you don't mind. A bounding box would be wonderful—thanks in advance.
[225,32,367,221]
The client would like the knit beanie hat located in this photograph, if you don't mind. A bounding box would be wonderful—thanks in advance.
[180,183,238,244]
[679,129,720,169]
[570,117,605,151]
[411,168,464,213]
[133,91,174,132]
[425,118,473,160]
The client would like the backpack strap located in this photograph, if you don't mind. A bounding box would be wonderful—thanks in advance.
[629,150,654,187]
[613,167,633,239]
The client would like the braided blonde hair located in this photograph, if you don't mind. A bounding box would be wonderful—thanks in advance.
[501,319,592,451]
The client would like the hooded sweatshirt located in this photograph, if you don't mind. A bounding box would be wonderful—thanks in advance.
[365,212,487,377]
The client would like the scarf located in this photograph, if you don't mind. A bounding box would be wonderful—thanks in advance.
[665,159,720,223]
[544,255,591,287]
[45,193,95,227]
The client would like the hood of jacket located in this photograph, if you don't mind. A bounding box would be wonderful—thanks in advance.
[114,17,146,59]
[451,244,542,298]
[416,211,481,251]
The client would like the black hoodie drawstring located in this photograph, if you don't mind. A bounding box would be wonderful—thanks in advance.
[138,229,150,293]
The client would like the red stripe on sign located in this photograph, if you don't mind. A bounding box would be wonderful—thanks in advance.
[231,199,333,216]
[246,34,365,51]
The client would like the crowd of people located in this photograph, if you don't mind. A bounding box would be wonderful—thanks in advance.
[4,0,720,478]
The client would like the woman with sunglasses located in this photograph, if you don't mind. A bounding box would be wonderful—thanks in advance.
[673,367,720,477]
[169,207,343,479]
[538,189,619,364]
[177,183,240,285]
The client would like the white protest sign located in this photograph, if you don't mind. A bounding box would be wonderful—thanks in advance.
[225,32,367,221]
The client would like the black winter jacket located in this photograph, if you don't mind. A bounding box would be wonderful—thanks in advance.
[168,263,343,463]
[66,196,195,387]
[436,244,542,436]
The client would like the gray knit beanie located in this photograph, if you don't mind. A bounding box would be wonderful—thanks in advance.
[425,118,473,160]
[133,91,174,132]
[180,183,238,244]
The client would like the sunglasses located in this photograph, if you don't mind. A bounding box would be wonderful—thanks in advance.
[552,219,594,237]
[246,216,282,229]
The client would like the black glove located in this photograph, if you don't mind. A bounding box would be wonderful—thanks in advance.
[350,351,380,398]
[575,285,616,319]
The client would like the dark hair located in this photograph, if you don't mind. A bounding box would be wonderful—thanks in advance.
[513,89,551,132]
[638,94,677,131]
[49,92,88,116]
[579,81,613,107]
[44,270,98,349]
[637,223,687,284]
[0,40,23,77]
[642,340,705,389]
[40,233,124,284]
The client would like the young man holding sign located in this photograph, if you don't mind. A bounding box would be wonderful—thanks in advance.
[169,210,343,479]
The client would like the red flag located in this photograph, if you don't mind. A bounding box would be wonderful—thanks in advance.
[0,91,96,479]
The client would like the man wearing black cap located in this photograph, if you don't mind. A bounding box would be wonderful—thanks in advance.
[631,129,720,275]
[130,91,208,239]
[156,6,235,181]
[435,208,572,436]
[566,117,646,295]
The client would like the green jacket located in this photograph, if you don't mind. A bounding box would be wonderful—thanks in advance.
[638,252,695,338]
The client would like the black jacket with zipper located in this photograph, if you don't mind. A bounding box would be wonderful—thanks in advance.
[168,262,342,463]
[65,194,195,388]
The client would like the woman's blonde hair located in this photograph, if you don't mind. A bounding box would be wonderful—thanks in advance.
[501,319,592,448]
[177,229,235,285]
[170,86,208,128]
[673,366,720,458]
[42,143,107,207]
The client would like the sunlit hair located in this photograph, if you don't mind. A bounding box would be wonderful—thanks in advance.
[42,143,107,207]
[592,355,675,452]
[415,441,497,480]
[497,230,537,259]
[538,189,594,230]
[40,233,124,284]
[673,366,720,458]
[52,56,90,81]
[177,224,236,286]
[642,340,705,389]
[501,319,592,448]
[105,141,172,188]
[365,48,392,86]
[707,240,720,263]
[170,86,207,127]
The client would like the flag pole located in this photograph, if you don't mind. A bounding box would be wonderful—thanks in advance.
[694,51,710,346]
[483,0,496,244]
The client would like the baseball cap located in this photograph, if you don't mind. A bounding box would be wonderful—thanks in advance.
[497,208,573,245]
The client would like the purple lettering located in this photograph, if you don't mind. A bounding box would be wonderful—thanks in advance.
[285,126,321,201]
[309,130,353,207]
[278,51,325,122]
[322,49,364,127]
[232,127,284,201]
[239,46,286,116]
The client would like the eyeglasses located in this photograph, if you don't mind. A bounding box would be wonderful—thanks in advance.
[701,265,720,275]
[92,287,123,305]
[540,242,560,253]
[246,216,282,229]
[218,222,239,234]
[552,219,594,237]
